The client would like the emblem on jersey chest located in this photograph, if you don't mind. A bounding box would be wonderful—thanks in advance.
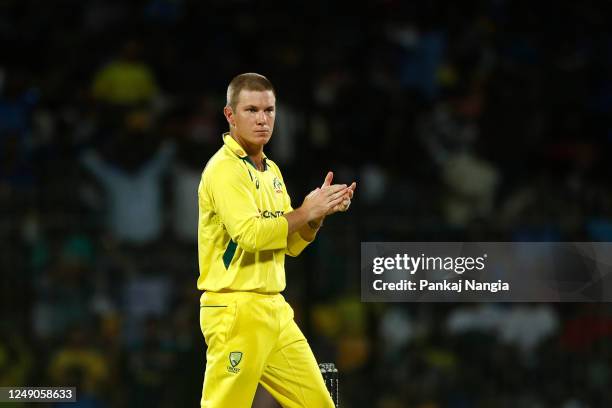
[272,177,283,193]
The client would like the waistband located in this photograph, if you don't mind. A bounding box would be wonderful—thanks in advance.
[200,290,283,305]
[207,289,280,295]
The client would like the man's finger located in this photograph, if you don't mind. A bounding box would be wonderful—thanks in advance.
[344,182,356,199]
[343,199,351,211]
[322,171,333,187]
[324,184,347,195]
[327,195,345,209]
[329,187,348,201]
[306,187,320,199]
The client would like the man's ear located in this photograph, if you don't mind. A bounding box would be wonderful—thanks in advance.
[223,106,235,127]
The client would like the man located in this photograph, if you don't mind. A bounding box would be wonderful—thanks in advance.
[197,73,356,407]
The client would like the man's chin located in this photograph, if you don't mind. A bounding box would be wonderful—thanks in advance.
[254,133,272,144]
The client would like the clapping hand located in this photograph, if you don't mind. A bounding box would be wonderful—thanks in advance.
[320,171,356,215]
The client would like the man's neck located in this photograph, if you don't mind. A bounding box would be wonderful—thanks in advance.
[231,132,264,170]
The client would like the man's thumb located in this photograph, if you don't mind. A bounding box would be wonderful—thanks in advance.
[322,171,333,187]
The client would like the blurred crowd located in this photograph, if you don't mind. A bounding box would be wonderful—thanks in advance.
[1,0,612,407]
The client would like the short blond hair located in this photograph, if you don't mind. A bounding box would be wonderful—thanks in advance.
[226,73,276,109]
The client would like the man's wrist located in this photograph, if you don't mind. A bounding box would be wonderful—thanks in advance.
[307,221,320,230]
[307,216,324,230]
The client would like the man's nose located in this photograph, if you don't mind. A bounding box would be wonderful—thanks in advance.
[256,111,266,124]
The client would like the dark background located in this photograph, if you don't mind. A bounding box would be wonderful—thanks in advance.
[1,0,612,407]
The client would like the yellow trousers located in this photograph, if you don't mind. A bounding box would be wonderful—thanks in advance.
[200,291,335,408]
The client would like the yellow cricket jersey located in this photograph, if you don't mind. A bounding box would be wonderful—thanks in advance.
[197,133,311,293]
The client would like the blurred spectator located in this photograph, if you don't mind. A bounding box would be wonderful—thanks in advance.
[498,304,559,357]
[360,164,388,206]
[446,303,505,335]
[92,41,160,107]
[379,306,416,355]
[32,235,95,340]
[385,18,447,101]
[81,140,174,244]
[48,327,109,398]
[441,150,499,227]
[51,366,108,408]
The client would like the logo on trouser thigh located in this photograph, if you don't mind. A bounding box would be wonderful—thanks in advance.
[227,351,243,373]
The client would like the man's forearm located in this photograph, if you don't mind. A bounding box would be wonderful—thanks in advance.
[284,206,310,236]
[298,216,324,242]
[283,207,322,239]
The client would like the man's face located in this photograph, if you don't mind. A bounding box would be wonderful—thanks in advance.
[227,89,276,149]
